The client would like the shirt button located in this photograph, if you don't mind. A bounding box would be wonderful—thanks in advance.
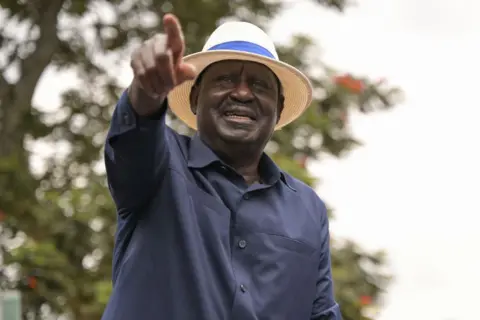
[240,284,247,293]
[238,239,247,249]
[243,194,250,200]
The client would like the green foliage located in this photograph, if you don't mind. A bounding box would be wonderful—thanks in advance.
[0,0,401,319]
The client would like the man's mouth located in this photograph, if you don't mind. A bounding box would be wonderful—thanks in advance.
[222,107,256,123]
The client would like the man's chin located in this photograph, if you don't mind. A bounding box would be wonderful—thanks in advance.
[216,125,258,143]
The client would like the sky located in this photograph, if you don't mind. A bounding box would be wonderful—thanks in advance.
[30,0,480,319]
[269,0,480,319]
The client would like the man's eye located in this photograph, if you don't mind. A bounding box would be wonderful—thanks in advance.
[216,75,234,82]
[252,80,269,89]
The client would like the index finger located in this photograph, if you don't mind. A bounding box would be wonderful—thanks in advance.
[163,14,184,64]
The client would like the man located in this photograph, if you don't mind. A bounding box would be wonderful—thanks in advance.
[102,13,341,320]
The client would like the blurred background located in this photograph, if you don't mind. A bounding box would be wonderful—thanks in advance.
[0,0,479,319]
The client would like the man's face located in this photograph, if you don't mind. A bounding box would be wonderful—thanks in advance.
[190,60,284,148]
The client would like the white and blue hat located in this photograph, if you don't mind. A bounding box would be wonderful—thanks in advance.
[168,21,313,130]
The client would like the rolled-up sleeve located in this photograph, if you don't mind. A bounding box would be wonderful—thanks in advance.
[104,90,170,215]
[311,202,342,320]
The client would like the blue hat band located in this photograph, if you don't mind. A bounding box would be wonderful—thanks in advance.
[207,41,275,59]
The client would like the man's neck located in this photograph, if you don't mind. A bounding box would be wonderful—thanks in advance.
[219,148,262,184]
[203,137,263,185]
[229,158,261,185]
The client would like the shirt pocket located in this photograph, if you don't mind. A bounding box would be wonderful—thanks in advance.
[238,232,319,318]
[261,233,316,256]
[243,231,317,269]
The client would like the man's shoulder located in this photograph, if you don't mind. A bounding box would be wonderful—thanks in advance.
[164,126,193,156]
[165,125,192,142]
[281,171,327,214]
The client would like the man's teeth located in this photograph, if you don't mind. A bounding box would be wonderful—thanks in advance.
[225,113,251,119]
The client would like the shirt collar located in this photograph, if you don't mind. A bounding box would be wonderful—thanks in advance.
[187,133,220,169]
[187,134,295,189]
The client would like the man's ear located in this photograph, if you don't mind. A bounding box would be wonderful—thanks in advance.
[276,94,285,123]
[189,84,199,115]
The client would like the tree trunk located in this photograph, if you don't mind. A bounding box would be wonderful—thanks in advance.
[0,0,65,158]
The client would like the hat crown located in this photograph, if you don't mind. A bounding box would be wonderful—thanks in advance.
[202,21,279,60]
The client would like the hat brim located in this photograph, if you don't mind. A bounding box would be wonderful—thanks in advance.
[167,50,313,130]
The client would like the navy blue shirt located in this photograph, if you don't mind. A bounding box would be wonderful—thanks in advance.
[102,91,341,320]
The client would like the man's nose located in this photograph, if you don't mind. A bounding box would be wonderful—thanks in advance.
[230,79,254,102]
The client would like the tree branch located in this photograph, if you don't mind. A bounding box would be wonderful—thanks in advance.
[0,0,66,157]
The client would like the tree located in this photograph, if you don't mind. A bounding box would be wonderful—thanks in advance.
[0,0,400,319]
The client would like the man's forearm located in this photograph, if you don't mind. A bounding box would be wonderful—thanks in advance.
[104,88,170,212]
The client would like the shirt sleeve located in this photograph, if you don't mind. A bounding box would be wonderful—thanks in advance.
[311,201,342,320]
[104,90,170,215]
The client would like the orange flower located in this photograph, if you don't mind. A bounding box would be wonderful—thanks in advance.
[334,74,364,94]
[28,276,37,289]
[359,295,372,306]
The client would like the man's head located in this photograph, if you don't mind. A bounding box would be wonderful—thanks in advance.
[167,21,312,148]
[189,60,284,150]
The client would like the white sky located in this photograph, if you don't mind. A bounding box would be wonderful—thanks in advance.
[31,0,480,319]
[269,0,480,319]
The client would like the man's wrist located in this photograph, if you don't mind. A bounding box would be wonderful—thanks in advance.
[127,79,167,117]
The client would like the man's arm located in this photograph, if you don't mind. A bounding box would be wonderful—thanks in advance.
[104,89,169,214]
[104,14,196,215]
[311,201,342,319]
